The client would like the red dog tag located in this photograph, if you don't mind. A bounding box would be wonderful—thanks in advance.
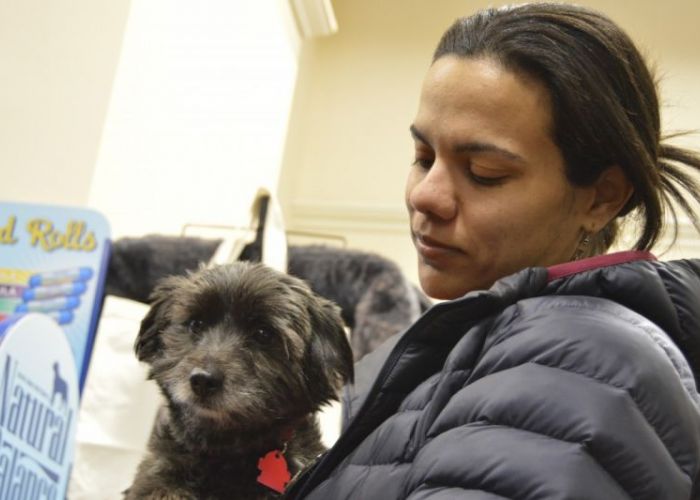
[257,450,291,494]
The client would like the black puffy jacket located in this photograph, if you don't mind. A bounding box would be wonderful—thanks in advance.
[286,252,700,499]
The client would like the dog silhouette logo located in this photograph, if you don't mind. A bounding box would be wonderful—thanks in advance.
[51,361,69,408]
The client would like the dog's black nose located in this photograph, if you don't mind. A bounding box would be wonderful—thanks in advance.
[189,367,224,397]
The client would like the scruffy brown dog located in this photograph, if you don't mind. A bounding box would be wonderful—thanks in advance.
[125,262,354,499]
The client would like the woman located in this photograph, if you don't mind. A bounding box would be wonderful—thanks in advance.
[286,4,700,499]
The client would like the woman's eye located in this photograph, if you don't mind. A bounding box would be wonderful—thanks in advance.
[412,158,434,169]
[469,173,506,186]
[468,167,507,186]
[188,319,205,334]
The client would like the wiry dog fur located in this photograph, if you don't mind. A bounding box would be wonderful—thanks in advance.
[125,262,354,499]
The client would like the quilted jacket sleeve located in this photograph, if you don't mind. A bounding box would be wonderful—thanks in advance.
[401,295,700,499]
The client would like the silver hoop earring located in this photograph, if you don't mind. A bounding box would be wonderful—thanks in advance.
[573,233,591,261]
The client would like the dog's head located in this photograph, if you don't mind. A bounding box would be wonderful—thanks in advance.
[134,261,353,433]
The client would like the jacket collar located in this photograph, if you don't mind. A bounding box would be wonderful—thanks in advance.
[546,250,657,282]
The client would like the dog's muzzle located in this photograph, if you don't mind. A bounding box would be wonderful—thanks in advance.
[189,366,224,398]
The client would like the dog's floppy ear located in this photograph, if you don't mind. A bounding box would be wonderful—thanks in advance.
[134,277,179,363]
[306,297,354,405]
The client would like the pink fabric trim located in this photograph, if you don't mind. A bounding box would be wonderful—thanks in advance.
[546,250,657,282]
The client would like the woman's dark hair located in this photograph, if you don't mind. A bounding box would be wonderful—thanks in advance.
[434,3,700,255]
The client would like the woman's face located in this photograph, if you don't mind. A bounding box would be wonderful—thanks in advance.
[407,56,595,299]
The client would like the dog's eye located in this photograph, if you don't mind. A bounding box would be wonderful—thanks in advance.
[256,328,275,343]
[188,319,205,334]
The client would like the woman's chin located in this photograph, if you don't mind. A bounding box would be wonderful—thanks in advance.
[418,261,499,300]
[419,270,469,300]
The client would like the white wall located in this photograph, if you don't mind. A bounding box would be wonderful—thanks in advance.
[0,0,300,240]
[88,0,301,238]
[0,0,131,206]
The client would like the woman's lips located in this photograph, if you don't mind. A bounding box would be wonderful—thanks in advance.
[414,233,462,261]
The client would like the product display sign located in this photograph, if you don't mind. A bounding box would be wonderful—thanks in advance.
[0,314,78,499]
[0,201,110,389]
[0,201,110,499]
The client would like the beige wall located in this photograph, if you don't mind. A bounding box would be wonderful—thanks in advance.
[278,0,700,285]
[0,0,131,206]
[0,1,301,242]
[87,0,300,238]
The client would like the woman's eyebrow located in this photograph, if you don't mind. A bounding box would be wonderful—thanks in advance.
[455,142,526,163]
[409,124,429,144]
[410,124,526,164]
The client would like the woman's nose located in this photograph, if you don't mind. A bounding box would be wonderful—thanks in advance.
[407,161,458,221]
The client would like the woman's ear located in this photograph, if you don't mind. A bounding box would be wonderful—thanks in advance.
[584,164,634,229]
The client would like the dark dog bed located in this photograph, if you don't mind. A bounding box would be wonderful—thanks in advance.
[106,235,431,360]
